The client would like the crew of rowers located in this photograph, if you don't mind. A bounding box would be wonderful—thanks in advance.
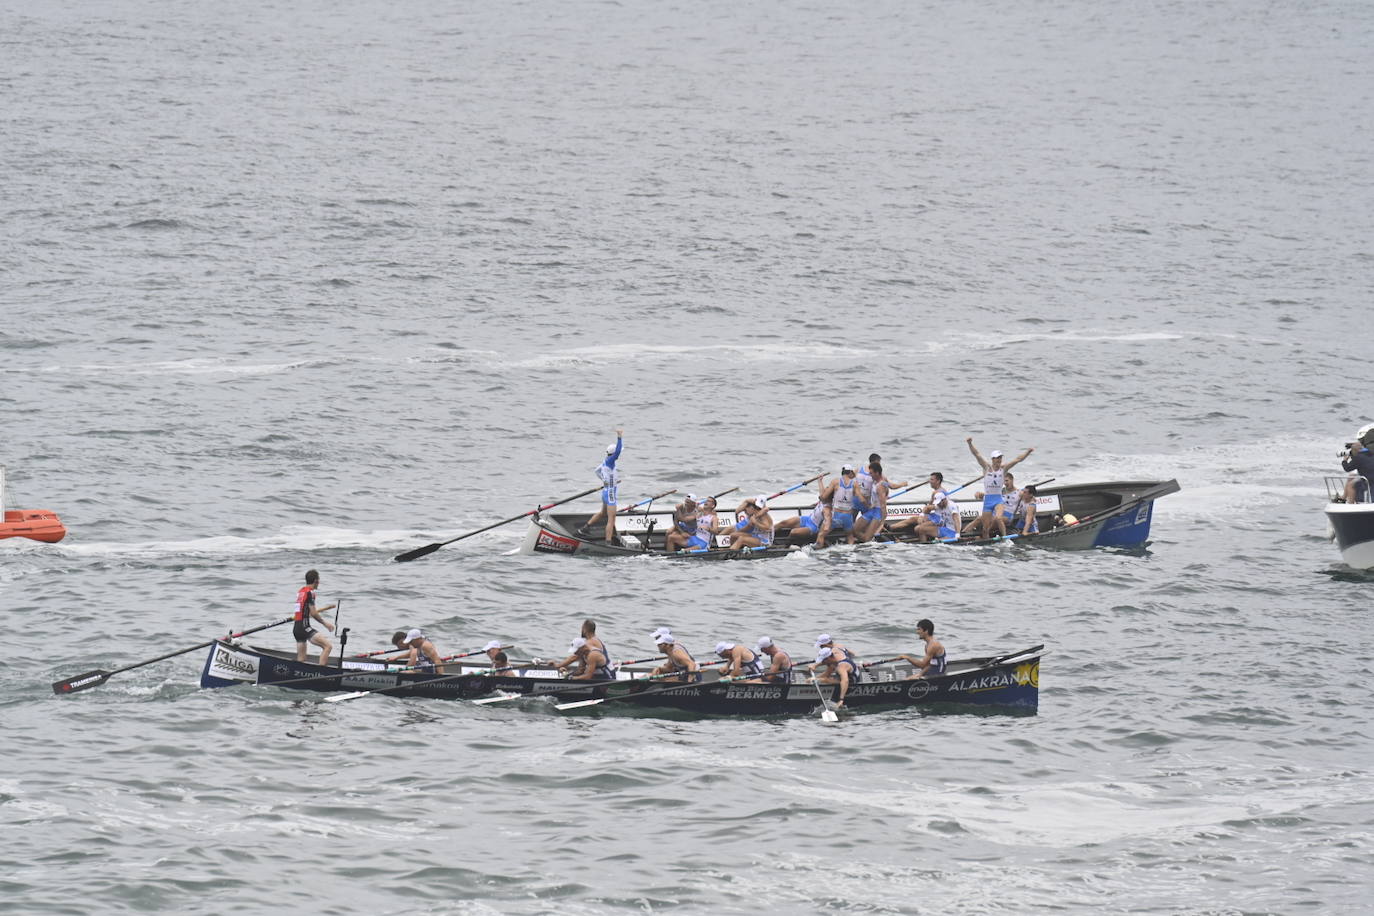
[659,440,1039,552]
[378,618,950,708]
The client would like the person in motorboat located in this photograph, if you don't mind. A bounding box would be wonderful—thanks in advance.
[916,491,960,543]
[811,646,861,709]
[389,628,444,672]
[753,636,793,684]
[293,569,337,665]
[967,438,1034,539]
[714,641,764,678]
[579,428,623,543]
[899,619,947,679]
[727,495,775,551]
[1339,438,1374,503]
[663,494,702,553]
[649,632,700,682]
[888,472,946,535]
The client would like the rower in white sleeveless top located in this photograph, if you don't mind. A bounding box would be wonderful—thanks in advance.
[966,437,1033,539]
[889,472,946,534]
[829,464,860,544]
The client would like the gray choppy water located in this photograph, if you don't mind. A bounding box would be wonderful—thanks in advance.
[3,0,1373,913]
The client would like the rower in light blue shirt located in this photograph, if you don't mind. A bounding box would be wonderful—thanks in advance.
[579,428,623,543]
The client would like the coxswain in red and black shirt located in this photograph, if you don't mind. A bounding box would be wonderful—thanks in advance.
[293,569,337,665]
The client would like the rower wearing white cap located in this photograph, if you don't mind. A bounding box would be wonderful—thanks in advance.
[649,632,700,682]
[754,636,793,684]
[812,633,856,667]
[916,490,960,543]
[389,628,443,672]
[967,437,1033,539]
[664,494,702,553]
[580,427,624,543]
[727,495,775,551]
[812,645,862,708]
[714,641,763,678]
[555,636,614,681]
[889,472,946,534]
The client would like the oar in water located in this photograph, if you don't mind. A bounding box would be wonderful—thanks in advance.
[393,486,603,562]
[473,659,728,706]
[554,668,727,711]
[52,616,295,695]
[265,644,516,692]
[809,670,841,723]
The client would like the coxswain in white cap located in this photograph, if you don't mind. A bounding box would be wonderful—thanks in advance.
[579,427,624,543]
[966,437,1034,539]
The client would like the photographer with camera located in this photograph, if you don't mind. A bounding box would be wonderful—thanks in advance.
[1339,432,1374,503]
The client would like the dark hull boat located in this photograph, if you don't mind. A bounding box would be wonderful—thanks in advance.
[201,641,1041,715]
[1324,477,1374,570]
[519,480,1180,558]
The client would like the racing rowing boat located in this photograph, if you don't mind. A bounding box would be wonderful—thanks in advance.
[200,641,1042,714]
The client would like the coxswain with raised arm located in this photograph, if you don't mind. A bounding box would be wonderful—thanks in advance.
[580,428,624,543]
[967,438,1033,539]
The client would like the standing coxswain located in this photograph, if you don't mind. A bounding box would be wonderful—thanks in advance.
[967,438,1033,539]
[293,569,336,665]
[580,428,624,543]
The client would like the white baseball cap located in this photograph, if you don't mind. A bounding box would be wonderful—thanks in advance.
[569,637,588,651]
[404,628,424,643]
[815,633,833,647]
[606,442,618,454]
[651,626,672,639]
[483,640,503,651]
[685,493,699,503]
[653,632,675,645]
[815,647,835,664]
[756,636,774,650]
[714,641,735,655]
[841,464,855,472]
[990,450,1004,458]
[754,495,768,509]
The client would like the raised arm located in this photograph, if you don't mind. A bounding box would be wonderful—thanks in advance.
[1005,446,1034,471]
[967,437,989,471]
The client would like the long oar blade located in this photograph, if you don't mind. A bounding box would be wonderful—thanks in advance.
[51,670,113,695]
[821,708,840,723]
[554,697,604,710]
[324,690,371,703]
[392,542,443,563]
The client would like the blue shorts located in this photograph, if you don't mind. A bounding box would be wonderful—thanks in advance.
[735,518,748,531]
[602,486,618,507]
[687,534,710,549]
[860,505,883,523]
[982,493,1004,512]
[938,525,957,539]
[800,516,820,532]
[830,512,855,532]
[1010,518,1038,534]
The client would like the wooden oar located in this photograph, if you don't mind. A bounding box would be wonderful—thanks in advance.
[393,486,602,562]
[52,616,295,695]
[473,659,728,705]
[809,670,841,723]
[554,669,727,711]
[267,645,515,691]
